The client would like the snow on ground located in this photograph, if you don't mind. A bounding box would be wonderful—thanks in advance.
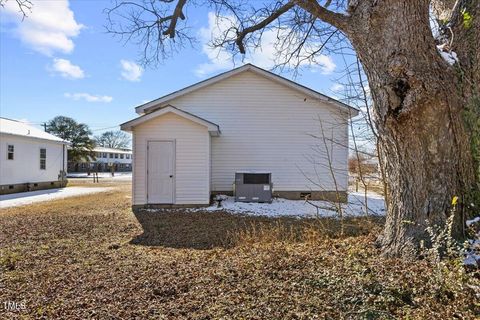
[190,192,385,218]
[467,217,480,227]
[67,172,132,180]
[0,187,112,209]
[465,215,480,267]
[437,44,458,65]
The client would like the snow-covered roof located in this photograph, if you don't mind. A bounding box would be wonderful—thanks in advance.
[135,64,360,117]
[0,117,68,144]
[94,146,132,154]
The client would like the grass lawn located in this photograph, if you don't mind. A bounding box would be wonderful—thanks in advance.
[1,181,478,319]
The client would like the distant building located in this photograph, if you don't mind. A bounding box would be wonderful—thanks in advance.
[0,117,69,195]
[67,146,132,172]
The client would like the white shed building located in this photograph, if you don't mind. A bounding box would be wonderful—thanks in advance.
[121,64,359,208]
[0,118,69,194]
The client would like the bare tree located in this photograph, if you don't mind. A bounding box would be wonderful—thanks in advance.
[0,0,32,19]
[332,51,385,214]
[297,117,347,234]
[95,130,131,149]
[105,0,195,66]
[106,0,480,257]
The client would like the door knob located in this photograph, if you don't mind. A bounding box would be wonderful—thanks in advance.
[169,175,173,178]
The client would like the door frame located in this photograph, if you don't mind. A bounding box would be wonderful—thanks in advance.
[146,139,176,204]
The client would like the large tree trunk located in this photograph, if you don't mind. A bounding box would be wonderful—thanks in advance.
[346,0,478,256]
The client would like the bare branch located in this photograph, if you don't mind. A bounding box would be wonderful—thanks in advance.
[105,0,351,70]
[235,1,295,54]
[163,0,187,38]
[294,0,350,33]
[105,0,195,66]
[0,0,33,20]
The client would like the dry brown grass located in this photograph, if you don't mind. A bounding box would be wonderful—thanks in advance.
[0,182,478,319]
[66,177,131,187]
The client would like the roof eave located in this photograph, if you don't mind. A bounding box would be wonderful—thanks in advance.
[135,65,252,115]
[135,64,359,116]
[0,132,70,144]
[121,105,221,135]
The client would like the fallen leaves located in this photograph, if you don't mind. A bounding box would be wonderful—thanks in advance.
[0,181,478,319]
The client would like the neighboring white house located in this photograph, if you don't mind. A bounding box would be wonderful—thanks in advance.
[68,146,132,172]
[121,64,359,208]
[0,117,69,195]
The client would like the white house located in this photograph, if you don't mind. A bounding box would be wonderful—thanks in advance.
[0,117,69,195]
[68,146,132,172]
[121,64,359,208]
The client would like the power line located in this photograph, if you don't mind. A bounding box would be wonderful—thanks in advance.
[91,125,120,132]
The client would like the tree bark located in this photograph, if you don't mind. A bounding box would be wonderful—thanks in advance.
[345,0,477,256]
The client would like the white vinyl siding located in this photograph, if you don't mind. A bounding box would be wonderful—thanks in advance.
[132,113,210,205]
[166,70,349,192]
[0,134,66,185]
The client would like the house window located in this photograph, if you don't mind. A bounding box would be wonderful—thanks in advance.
[114,153,118,159]
[126,154,130,159]
[120,154,124,159]
[109,153,113,158]
[103,153,107,158]
[7,145,14,160]
[40,148,46,170]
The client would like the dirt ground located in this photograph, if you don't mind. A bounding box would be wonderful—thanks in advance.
[0,180,478,319]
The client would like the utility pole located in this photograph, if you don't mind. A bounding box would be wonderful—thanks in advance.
[43,123,47,132]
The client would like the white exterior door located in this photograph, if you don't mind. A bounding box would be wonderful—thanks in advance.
[147,141,175,204]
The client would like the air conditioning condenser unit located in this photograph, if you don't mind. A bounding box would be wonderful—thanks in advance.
[234,172,272,203]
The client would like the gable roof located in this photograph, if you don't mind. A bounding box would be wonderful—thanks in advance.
[0,117,69,144]
[120,105,221,136]
[135,64,359,117]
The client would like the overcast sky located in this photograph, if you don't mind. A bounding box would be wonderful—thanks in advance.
[0,0,348,135]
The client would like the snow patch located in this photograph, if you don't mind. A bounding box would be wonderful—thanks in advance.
[466,216,480,227]
[190,192,385,218]
[0,187,113,208]
[437,45,458,65]
[464,254,480,267]
[464,214,480,268]
[67,172,132,181]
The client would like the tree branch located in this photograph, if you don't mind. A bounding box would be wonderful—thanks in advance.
[294,0,350,33]
[105,0,351,67]
[105,0,196,65]
[163,0,187,38]
[235,1,295,54]
[0,0,32,20]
